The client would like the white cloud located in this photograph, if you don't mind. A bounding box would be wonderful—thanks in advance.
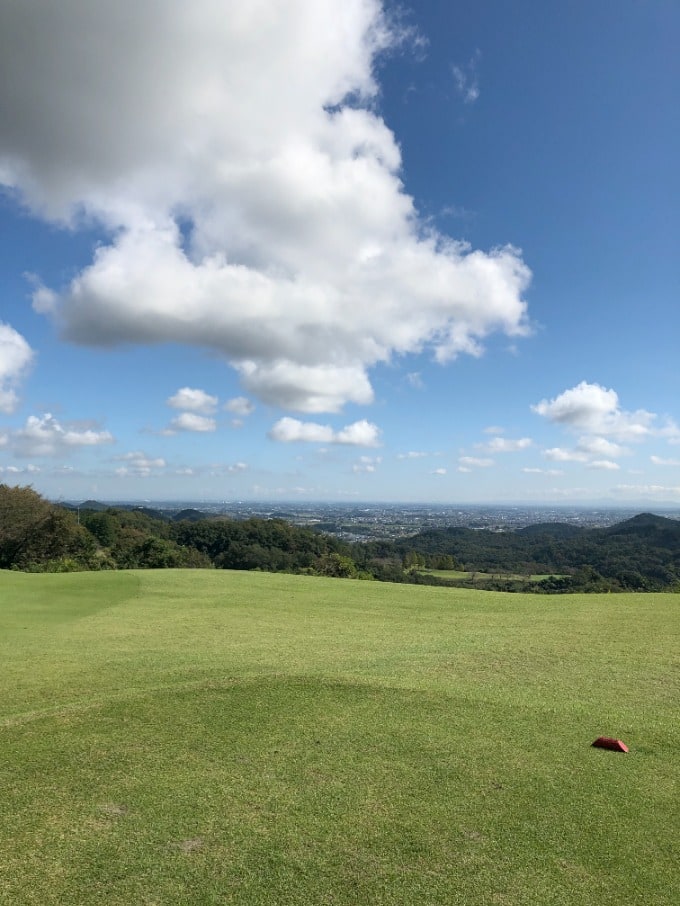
[116,451,166,468]
[114,450,166,477]
[452,51,481,104]
[650,455,680,467]
[532,381,655,441]
[397,450,428,459]
[543,447,588,462]
[0,463,41,475]
[170,412,216,433]
[227,461,248,472]
[661,421,680,444]
[167,387,218,414]
[587,460,620,471]
[458,456,494,468]
[0,1,531,414]
[0,323,34,413]
[576,436,627,458]
[270,418,333,444]
[522,467,564,475]
[269,416,381,446]
[10,413,113,457]
[431,467,447,475]
[25,274,58,314]
[353,455,382,473]
[224,396,255,416]
[481,436,532,453]
[335,419,381,446]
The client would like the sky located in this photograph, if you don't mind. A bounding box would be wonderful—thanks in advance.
[1,0,679,505]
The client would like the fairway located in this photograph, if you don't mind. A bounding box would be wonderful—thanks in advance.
[1,570,678,905]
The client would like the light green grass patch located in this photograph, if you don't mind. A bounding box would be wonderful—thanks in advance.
[1,570,678,904]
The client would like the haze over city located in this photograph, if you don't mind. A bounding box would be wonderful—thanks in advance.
[1,1,678,505]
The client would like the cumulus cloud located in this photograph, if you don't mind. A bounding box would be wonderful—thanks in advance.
[650,455,680,467]
[587,460,620,471]
[114,451,166,477]
[9,413,113,457]
[576,436,628,458]
[224,396,255,416]
[480,436,532,453]
[0,463,41,475]
[397,450,428,459]
[543,447,588,463]
[167,387,218,414]
[25,274,58,314]
[170,412,216,433]
[533,382,676,469]
[532,381,655,441]
[459,456,494,468]
[0,1,531,414]
[0,323,34,413]
[269,416,380,446]
[431,467,447,475]
[353,455,382,473]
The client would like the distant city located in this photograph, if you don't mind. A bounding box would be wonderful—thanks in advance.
[66,500,680,543]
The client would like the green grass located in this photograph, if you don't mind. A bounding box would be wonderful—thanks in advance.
[1,569,678,905]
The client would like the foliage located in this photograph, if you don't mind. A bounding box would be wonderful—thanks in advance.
[0,484,96,570]
[361,512,680,592]
[3,487,680,592]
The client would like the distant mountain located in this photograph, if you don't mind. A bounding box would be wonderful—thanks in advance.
[172,508,208,522]
[79,501,170,520]
[383,511,680,590]
[601,512,680,548]
[605,512,679,532]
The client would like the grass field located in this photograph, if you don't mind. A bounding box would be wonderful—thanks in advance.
[1,569,678,905]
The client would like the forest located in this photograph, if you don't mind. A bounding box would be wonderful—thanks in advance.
[1,484,679,592]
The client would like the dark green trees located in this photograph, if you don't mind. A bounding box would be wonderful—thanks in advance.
[0,484,96,570]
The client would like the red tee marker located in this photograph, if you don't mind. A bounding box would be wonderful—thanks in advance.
[592,736,629,753]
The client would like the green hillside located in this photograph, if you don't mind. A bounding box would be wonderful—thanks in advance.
[1,570,678,905]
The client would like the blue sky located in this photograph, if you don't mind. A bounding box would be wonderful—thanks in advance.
[1,0,678,504]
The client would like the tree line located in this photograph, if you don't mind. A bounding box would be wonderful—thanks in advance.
[1,485,679,592]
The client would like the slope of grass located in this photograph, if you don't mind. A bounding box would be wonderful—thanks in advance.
[1,569,678,905]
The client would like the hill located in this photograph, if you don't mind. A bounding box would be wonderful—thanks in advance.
[2,484,679,590]
[377,512,680,591]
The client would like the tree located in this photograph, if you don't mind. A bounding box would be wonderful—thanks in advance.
[317,552,358,578]
[402,550,426,571]
[0,485,96,570]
